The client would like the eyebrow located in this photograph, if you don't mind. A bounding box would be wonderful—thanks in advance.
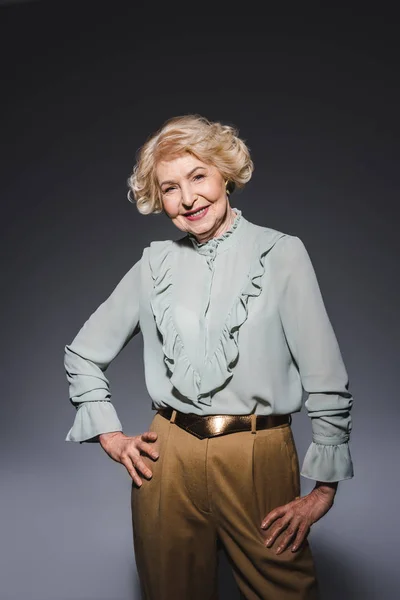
[160,166,206,187]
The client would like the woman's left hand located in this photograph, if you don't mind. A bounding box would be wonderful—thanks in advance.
[260,484,337,554]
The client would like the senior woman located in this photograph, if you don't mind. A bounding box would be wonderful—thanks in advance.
[64,114,354,600]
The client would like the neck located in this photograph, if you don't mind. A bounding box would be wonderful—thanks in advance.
[193,206,236,244]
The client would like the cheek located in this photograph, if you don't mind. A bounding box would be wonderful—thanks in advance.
[201,180,225,201]
[162,196,179,217]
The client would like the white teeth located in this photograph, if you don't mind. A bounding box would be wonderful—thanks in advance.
[187,207,206,217]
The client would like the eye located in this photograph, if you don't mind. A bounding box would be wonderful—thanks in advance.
[193,173,205,181]
[163,186,176,194]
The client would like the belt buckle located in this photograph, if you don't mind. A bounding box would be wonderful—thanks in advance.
[184,414,236,439]
[176,417,207,440]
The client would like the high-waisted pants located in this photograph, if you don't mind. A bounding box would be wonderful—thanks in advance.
[131,410,320,600]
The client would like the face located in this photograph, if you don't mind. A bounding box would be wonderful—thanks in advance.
[156,153,233,243]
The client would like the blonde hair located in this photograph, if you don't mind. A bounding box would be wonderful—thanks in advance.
[127,114,254,215]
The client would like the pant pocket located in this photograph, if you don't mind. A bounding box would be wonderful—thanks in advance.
[132,412,168,489]
[281,426,301,499]
[252,426,299,537]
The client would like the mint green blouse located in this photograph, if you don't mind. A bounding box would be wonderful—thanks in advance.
[64,208,354,483]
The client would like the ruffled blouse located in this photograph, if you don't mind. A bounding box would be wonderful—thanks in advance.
[64,207,354,483]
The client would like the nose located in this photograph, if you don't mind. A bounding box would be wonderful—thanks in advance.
[180,182,196,209]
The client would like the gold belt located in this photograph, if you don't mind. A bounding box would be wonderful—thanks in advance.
[156,406,291,440]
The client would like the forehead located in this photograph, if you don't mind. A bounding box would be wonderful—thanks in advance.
[156,153,210,180]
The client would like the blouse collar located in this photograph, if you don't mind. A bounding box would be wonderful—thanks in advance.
[187,208,243,256]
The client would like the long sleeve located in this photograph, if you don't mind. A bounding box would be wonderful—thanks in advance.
[278,236,354,482]
[64,257,142,443]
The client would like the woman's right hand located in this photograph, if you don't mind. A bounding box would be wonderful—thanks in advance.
[98,431,159,487]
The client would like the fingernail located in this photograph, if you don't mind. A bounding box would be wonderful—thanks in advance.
[291,546,297,552]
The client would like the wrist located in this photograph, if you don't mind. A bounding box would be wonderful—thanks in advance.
[99,430,125,444]
[314,480,338,498]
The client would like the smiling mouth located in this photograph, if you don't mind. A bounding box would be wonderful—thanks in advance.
[184,206,208,216]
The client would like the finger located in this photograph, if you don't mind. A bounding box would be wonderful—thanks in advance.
[264,515,292,547]
[139,441,159,460]
[132,455,153,480]
[121,457,143,487]
[142,431,158,442]
[122,455,153,486]
[290,523,311,553]
[275,517,302,554]
[261,505,289,529]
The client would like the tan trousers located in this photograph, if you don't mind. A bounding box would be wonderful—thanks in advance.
[131,411,319,600]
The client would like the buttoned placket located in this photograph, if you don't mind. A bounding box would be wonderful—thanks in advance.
[187,208,243,367]
[203,240,219,360]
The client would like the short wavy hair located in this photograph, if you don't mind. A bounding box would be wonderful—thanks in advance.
[127,114,254,215]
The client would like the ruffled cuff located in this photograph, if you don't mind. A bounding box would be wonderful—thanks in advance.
[300,440,354,482]
[65,401,123,443]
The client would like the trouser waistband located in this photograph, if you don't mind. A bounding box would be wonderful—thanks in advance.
[156,406,291,440]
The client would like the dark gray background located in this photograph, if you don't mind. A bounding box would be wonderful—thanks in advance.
[1,2,399,599]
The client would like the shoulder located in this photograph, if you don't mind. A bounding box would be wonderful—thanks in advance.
[245,220,306,257]
[139,237,175,258]
[144,235,188,275]
[244,220,312,273]
[147,235,187,256]
[261,231,315,284]
[147,230,188,251]
[271,232,308,259]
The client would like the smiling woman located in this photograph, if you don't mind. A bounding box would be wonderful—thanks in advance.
[65,113,354,600]
[127,114,253,215]
[156,154,235,243]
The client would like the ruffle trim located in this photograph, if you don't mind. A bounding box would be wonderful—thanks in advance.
[149,229,287,406]
[300,440,354,482]
[65,401,123,443]
[187,208,242,252]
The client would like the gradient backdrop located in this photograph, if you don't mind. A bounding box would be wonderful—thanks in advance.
[1,2,399,599]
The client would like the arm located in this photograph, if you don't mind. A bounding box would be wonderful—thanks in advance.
[64,256,142,444]
[278,236,354,483]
